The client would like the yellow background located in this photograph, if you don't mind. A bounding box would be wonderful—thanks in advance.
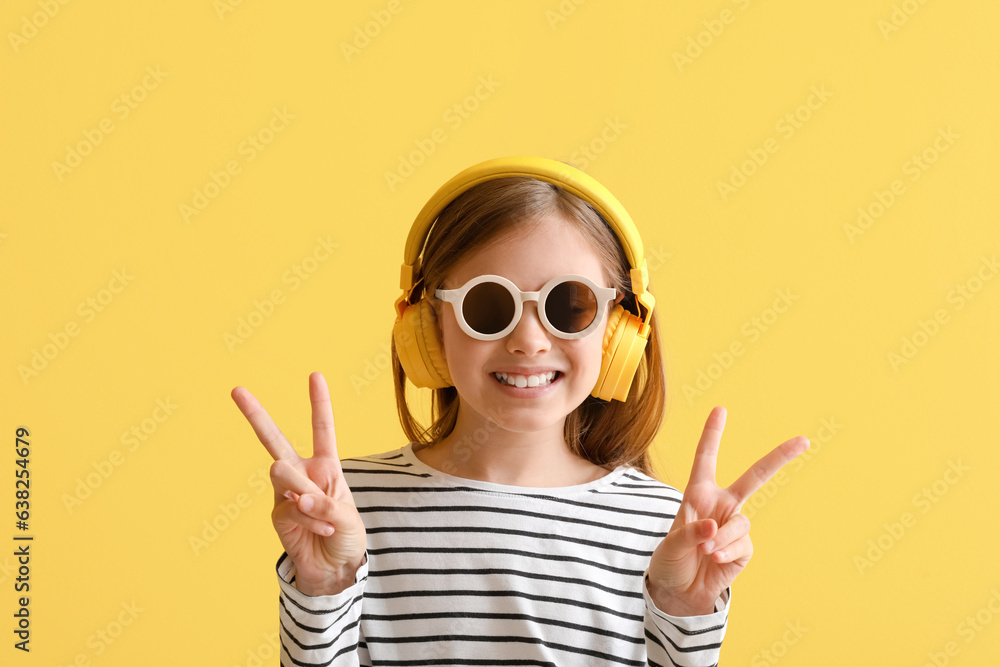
[2,0,998,664]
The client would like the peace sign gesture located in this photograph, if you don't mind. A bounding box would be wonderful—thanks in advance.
[231,372,367,596]
[647,406,810,616]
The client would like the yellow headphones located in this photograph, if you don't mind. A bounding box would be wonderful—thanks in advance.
[391,156,655,402]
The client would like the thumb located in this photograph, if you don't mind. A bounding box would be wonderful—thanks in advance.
[659,518,717,560]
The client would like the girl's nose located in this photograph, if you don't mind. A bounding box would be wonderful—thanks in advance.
[506,302,551,354]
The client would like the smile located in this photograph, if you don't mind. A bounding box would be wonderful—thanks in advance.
[492,371,560,388]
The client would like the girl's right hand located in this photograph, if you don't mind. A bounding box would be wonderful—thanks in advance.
[231,372,368,596]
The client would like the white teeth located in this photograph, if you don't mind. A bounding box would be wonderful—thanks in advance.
[494,371,557,387]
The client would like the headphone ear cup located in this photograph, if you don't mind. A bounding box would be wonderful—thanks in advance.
[393,298,453,389]
[593,304,648,402]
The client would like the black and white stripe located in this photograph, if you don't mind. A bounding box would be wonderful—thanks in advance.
[276,444,729,666]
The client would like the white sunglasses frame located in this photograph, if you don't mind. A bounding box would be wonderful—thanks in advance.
[434,274,618,341]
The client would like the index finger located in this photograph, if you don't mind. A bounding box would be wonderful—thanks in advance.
[727,436,811,506]
[231,385,301,462]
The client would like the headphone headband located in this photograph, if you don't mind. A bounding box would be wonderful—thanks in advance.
[395,156,654,338]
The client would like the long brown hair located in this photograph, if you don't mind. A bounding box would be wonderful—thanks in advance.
[391,176,668,479]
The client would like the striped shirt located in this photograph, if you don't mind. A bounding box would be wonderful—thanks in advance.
[276,443,730,666]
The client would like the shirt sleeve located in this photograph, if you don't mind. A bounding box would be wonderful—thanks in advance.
[642,571,730,667]
[275,550,369,666]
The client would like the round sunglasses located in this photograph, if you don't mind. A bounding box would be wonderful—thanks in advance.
[434,274,618,341]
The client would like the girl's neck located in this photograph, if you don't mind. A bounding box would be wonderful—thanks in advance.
[413,425,611,488]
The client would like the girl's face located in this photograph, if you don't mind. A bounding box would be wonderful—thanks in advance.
[433,212,621,436]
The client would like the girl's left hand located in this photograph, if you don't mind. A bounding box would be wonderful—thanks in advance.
[647,406,810,616]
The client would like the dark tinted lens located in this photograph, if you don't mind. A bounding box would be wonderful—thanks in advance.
[464,282,515,335]
[546,281,598,333]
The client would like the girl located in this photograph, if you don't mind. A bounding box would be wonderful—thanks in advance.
[232,156,809,666]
